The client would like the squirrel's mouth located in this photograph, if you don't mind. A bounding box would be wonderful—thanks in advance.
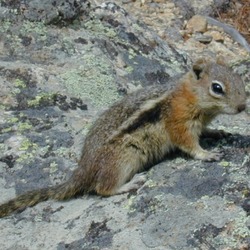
[223,104,246,115]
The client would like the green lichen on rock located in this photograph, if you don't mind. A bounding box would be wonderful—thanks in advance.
[61,37,76,55]
[61,53,120,107]
[219,160,230,167]
[0,19,49,59]
[27,93,56,107]
[16,137,38,163]
[214,212,250,248]
[17,122,33,131]
[84,19,117,39]
[49,161,58,174]
[124,195,136,213]
[7,117,19,123]
[14,79,26,88]
[54,147,70,157]
[0,143,6,152]
[145,179,157,188]
[2,117,32,133]
[19,138,37,152]
[0,19,10,30]
[128,48,137,60]
[20,20,47,41]
[232,212,250,239]
[2,122,32,133]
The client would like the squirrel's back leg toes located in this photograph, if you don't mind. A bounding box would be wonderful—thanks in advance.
[96,172,147,196]
[115,172,147,194]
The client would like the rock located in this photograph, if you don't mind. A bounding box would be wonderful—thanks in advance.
[204,30,225,43]
[0,0,91,24]
[193,33,213,44]
[173,0,230,19]
[186,15,208,34]
[246,217,250,229]
[242,198,250,215]
[159,27,184,43]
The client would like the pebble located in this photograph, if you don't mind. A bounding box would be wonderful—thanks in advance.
[193,33,213,44]
[204,30,224,43]
[186,15,208,33]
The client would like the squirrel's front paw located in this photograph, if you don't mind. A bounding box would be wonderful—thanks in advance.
[194,149,223,161]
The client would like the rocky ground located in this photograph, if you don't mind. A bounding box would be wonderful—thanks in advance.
[0,0,249,249]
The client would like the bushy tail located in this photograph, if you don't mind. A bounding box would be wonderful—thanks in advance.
[0,187,51,218]
[0,178,83,218]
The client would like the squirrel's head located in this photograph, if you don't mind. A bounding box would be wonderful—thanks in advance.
[191,58,246,115]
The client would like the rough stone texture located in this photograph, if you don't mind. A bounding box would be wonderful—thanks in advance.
[172,0,230,17]
[0,1,249,250]
[94,0,249,61]
[0,0,91,24]
[186,15,208,33]
[204,30,225,42]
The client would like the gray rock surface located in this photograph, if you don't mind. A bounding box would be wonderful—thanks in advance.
[0,1,249,250]
[0,0,91,24]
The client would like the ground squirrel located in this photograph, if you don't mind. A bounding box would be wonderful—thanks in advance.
[0,58,246,218]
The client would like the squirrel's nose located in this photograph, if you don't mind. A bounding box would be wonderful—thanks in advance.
[237,104,246,113]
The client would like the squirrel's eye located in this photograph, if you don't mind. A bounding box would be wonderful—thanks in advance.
[211,81,224,95]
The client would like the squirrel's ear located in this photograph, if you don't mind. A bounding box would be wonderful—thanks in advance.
[216,55,227,66]
[192,58,209,80]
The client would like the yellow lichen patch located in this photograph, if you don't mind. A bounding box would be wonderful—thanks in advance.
[219,161,230,167]
[16,138,38,163]
[14,79,26,88]
[49,161,58,174]
[124,195,136,212]
[27,93,55,107]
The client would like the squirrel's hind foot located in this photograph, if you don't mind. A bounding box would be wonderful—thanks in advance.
[115,172,147,195]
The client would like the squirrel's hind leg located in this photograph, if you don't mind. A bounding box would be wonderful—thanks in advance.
[95,155,147,196]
